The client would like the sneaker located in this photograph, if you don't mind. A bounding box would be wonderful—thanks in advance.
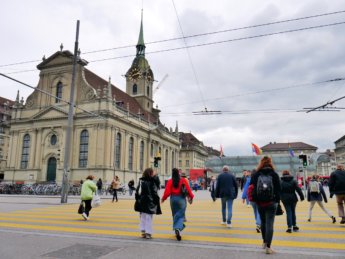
[340,218,345,224]
[307,218,311,222]
[175,229,182,241]
[286,228,292,233]
[141,231,146,238]
[221,221,226,225]
[265,247,274,254]
[256,225,261,233]
[82,212,88,221]
[293,226,299,232]
[145,233,152,239]
[226,224,232,228]
[331,216,336,224]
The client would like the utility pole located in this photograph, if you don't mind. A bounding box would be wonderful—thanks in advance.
[61,20,80,203]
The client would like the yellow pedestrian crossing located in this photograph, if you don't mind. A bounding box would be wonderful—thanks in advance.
[0,198,344,253]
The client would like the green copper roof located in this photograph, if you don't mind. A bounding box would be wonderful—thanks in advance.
[137,10,145,47]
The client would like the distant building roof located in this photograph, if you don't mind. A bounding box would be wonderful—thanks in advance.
[179,132,202,148]
[205,146,221,157]
[335,135,345,144]
[261,142,317,151]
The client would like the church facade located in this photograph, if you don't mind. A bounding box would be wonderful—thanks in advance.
[4,18,180,185]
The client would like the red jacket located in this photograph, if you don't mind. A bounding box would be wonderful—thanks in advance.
[162,178,194,201]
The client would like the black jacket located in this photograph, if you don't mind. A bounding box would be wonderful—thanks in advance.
[280,175,304,204]
[215,171,238,199]
[136,177,160,214]
[251,167,281,203]
[329,169,345,195]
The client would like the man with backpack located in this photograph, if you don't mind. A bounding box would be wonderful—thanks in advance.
[329,164,345,224]
[251,156,281,254]
[307,174,336,223]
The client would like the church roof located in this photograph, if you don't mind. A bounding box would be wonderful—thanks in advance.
[83,68,157,124]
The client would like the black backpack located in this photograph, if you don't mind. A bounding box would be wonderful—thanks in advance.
[257,173,274,202]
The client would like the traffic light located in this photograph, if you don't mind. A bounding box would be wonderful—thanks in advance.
[153,156,161,168]
[299,154,307,167]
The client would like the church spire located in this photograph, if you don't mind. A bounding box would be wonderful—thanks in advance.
[136,9,145,56]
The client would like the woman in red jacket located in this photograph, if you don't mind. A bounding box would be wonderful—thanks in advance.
[161,168,194,241]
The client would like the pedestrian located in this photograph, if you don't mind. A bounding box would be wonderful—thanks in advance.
[128,179,135,196]
[307,174,336,223]
[215,165,238,228]
[242,171,251,207]
[111,176,121,202]
[243,170,261,233]
[80,175,97,221]
[135,168,161,239]
[209,176,217,202]
[329,164,345,224]
[280,170,304,233]
[240,170,247,191]
[96,178,103,196]
[161,168,194,241]
[251,156,281,254]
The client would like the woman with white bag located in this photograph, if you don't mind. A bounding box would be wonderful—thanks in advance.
[80,175,97,221]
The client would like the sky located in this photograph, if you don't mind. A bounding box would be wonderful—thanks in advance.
[1,0,345,156]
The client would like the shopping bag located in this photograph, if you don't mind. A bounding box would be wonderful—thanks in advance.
[92,195,101,208]
[276,203,284,216]
[78,201,84,214]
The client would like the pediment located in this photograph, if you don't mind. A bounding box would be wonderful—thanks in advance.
[37,50,88,70]
[32,106,68,120]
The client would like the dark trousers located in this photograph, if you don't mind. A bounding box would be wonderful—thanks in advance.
[83,199,92,216]
[258,203,277,248]
[112,189,118,202]
[282,201,297,228]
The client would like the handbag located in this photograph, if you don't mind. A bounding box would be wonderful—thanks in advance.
[276,203,284,216]
[78,201,84,214]
[181,183,188,198]
[91,195,101,208]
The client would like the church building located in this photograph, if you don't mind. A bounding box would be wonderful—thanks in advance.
[4,16,180,184]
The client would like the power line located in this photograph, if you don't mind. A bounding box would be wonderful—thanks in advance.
[0,73,106,120]
[171,0,207,110]
[1,9,345,68]
[161,77,345,109]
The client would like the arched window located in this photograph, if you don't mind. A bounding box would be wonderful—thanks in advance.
[132,84,137,95]
[56,82,63,103]
[115,133,121,169]
[140,141,144,171]
[21,134,30,169]
[165,149,169,173]
[79,130,89,168]
[128,137,134,170]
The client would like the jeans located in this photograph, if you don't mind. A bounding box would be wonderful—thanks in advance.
[129,188,134,196]
[251,202,261,226]
[112,189,118,202]
[258,203,277,248]
[170,195,186,231]
[221,197,234,224]
[282,201,297,228]
[82,199,92,217]
[336,194,345,218]
[308,200,332,219]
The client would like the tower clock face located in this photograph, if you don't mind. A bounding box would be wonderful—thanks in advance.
[128,68,141,80]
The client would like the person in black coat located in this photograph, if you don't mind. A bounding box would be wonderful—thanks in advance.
[215,165,238,228]
[135,168,161,239]
[329,164,345,224]
[280,170,304,233]
[251,156,281,254]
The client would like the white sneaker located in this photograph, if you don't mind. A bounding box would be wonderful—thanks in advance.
[82,212,88,221]
[226,224,232,228]
[221,221,226,225]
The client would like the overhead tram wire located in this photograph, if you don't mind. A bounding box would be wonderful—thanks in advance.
[1,9,345,69]
[171,0,207,111]
[0,73,107,120]
[161,77,345,109]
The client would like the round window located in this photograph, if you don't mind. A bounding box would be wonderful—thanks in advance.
[50,134,57,145]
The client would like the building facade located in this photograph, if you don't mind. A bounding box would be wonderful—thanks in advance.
[178,132,208,176]
[334,135,345,165]
[0,97,13,180]
[261,142,317,156]
[4,18,180,185]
